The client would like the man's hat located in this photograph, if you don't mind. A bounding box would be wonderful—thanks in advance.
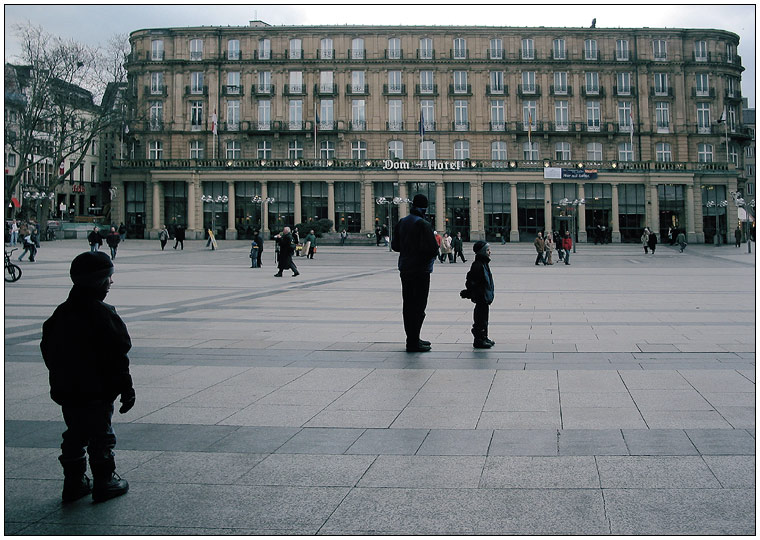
[412,194,429,209]
[70,251,114,286]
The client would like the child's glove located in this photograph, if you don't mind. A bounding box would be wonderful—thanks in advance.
[119,388,136,414]
[459,289,471,299]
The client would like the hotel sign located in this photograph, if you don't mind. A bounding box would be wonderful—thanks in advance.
[383,159,466,171]
[544,167,598,180]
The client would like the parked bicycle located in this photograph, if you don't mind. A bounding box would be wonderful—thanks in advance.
[5,248,22,282]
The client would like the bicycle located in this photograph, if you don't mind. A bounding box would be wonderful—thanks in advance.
[5,248,22,282]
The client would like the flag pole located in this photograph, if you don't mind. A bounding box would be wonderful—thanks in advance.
[314,102,318,160]
[629,110,634,161]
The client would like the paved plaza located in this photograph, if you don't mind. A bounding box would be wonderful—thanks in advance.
[4,237,756,535]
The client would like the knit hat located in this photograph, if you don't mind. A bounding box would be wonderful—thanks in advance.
[412,194,429,209]
[70,251,114,286]
[473,240,490,255]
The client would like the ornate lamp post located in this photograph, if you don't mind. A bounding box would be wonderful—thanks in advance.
[23,191,55,220]
[376,196,411,252]
[730,192,754,254]
[251,195,275,230]
[200,194,228,235]
[559,197,585,253]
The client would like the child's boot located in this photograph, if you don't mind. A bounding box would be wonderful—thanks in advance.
[61,459,91,503]
[91,460,129,503]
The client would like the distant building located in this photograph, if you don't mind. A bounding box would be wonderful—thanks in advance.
[112,22,750,242]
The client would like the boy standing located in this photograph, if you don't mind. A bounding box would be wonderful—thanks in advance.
[460,241,495,349]
[41,251,134,503]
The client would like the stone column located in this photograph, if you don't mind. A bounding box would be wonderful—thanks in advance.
[187,178,196,235]
[227,181,236,239]
[685,184,696,243]
[650,183,660,240]
[293,180,302,226]
[577,183,587,242]
[152,181,161,236]
[470,180,482,240]
[326,180,335,231]
[510,182,519,242]
[398,181,408,219]
[435,181,445,233]
[611,183,621,242]
[261,182,269,234]
[363,180,374,232]
[544,182,552,235]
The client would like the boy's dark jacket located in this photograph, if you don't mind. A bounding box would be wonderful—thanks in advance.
[462,253,495,304]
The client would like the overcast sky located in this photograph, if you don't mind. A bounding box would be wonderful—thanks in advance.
[4,3,756,106]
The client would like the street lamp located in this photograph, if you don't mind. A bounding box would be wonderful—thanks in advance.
[200,194,228,235]
[705,199,728,245]
[251,195,275,230]
[559,197,585,253]
[730,191,753,254]
[23,191,56,220]
[376,196,411,252]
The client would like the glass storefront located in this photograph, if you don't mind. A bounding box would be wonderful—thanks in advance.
[445,182,470,240]
[406,182,436,227]
[164,181,187,238]
[201,181,229,239]
[584,183,612,243]
[550,183,577,237]
[517,183,544,241]
[483,182,510,242]
[300,181,328,224]
[124,182,146,239]
[658,184,685,244]
[701,185,728,244]
[373,182,399,235]
[618,184,646,242]
[235,181,261,239]
[335,181,361,233]
[267,181,295,234]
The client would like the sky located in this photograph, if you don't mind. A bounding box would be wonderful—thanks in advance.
[4,3,756,106]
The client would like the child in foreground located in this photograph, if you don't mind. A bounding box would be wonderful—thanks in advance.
[460,241,495,349]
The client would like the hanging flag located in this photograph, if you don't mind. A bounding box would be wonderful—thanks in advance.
[419,110,425,144]
[211,110,218,135]
[527,112,532,146]
[314,103,320,159]
[717,107,726,123]
[629,111,635,160]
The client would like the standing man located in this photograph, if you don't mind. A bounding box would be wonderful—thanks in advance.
[735,226,742,247]
[562,231,573,265]
[534,232,546,266]
[10,219,19,246]
[274,227,299,277]
[118,223,126,243]
[304,229,317,259]
[647,229,657,255]
[41,251,134,503]
[391,194,439,353]
[252,229,264,268]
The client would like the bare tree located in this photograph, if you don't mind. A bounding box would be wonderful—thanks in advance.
[4,23,128,222]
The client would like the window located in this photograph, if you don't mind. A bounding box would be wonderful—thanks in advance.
[419,38,433,59]
[228,71,242,94]
[226,100,240,130]
[523,142,539,160]
[726,43,734,63]
[257,140,272,159]
[320,99,334,129]
[695,73,709,96]
[454,140,470,159]
[227,39,240,60]
[454,100,468,130]
[654,73,668,95]
[289,38,302,59]
[521,38,534,60]
[258,100,271,129]
[7,153,17,167]
[320,38,333,59]
[150,101,163,130]
[656,142,672,162]
[388,140,404,159]
[521,71,536,93]
[618,142,633,161]
[584,39,597,60]
[150,72,164,94]
[616,39,629,61]
[148,141,163,159]
[289,71,303,93]
[288,139,303,159]
[586,142,602,161]
[697,103,711,134]
[553,38,566,60]
[698,143,713,163]
[388,100,403,130]
[258,38,271,60]
[420,71,435,93]
[453,37,467,59]
[490,38,503,59]
[727,106,737,132]
[351,71,366,93]
[695,40,707,61]
[151,39,164,61]
[555,142,571,160]
[189,140,204,159]
[655,102,669,132]
[523,100,537,130]
[491,141,507,161]
[351,100,366,130]
[420,140,436,159]
[191,72,204,94]
[190,101,203,131]
[351,38,364,59]
[555,100,569,130]
[226,140,241,159]
[453,71,468,93]
[553,71,568,94]
[616,72,631,95]
[190,39,203,61]
[729,144,739,166]
[319,71,334,93]
[421,100,435,130]
[388,37,401,59]
[490,100,505,130]
[726,77,736,98]
[586,101,600,131]
[387,70,402,93]
[351,140,367,159]
[254,71,268,94]
[585,72,599,94]
[319,140,334,159]
[288,99,303,130]
[618,101,632,131]
[653,39,667,60]
[489,71,504,94]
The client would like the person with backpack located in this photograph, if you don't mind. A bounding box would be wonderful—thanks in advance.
[460,241,495,349]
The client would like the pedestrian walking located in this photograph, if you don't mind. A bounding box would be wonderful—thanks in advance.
[118,223,126,243]
[452,231,466,263]
[554,231,564,262]
[88,227,102,253]
[250,239,259,268]
[105,227,121,260]
[252,229,264,268]
[441,233,454,263]
[10,219,19,246]
[158,225,169,250]
[544,234,554,264]
[375,225,382,246]
[641,228,650,254]
[534,232,547,265]
[501,226,509,245]
[273,227,299,277]
[292,228,301,256]
[173,225,185,250]
[391,194,439,353]
[562,231,573,265]
[304,229,317,259]
[18,231,37,262]
[677,230,687,253]
[460,241,495,349]
[735,226,742,247]
[647,230,657,254]
[340,229,348,246]
[40,251,134,504]
[381,224,389,247]
[434,231,443,262]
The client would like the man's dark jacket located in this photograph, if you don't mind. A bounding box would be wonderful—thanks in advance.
[277,233,295,269]
[41,288,133,405]
[106,232,120,248]
[88,230,102,246]
[391,208,438,272]
[464,253,495,305]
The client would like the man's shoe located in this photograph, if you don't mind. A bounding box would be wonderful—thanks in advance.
[406,343,431,353]
[92,472,129,503]
[418,339,431,347]
[62,475,91,503]
[484,338,495,346]
[292,271,300,277]
[473,340,493,349]
[274,273,283,277]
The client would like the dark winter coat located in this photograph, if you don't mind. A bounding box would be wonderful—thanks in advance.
[174,226,185,241]
[451,236,463,253]
[41,287,133,406]
[464,253,495,305]
[391,207,439,273]
[88,230,102,246]
[277,233,295,269]
[647,232,658,250]
[106,232,121,248]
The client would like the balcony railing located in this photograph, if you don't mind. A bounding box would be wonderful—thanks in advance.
[385,49,403,60]
[550,85,573,96]
[185,86,208,96]
[348,49,366,60]
[386,121,404,131]
[383,84,406,95]
[222,85,244,96]
[346,84,369,95]
[283,85,306,96]
[486,84,508,96]
[416,49,435,60]
[145,86,168,97]
[453,122,469,131]
[415,84,438,96]
[349,120,366,131]
[691,87,715,98]
[315,83,338,96]
[613,85,636,97]
[651,87,674,97]
[450,84,472,96]
[581,86,605,98]
[253,84,274,96]
[517,84,541,97]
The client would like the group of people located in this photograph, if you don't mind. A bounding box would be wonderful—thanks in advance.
[434,231,467,263]
[534,231,573,266]
[11,219,40,262]
[87,226,123,260]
